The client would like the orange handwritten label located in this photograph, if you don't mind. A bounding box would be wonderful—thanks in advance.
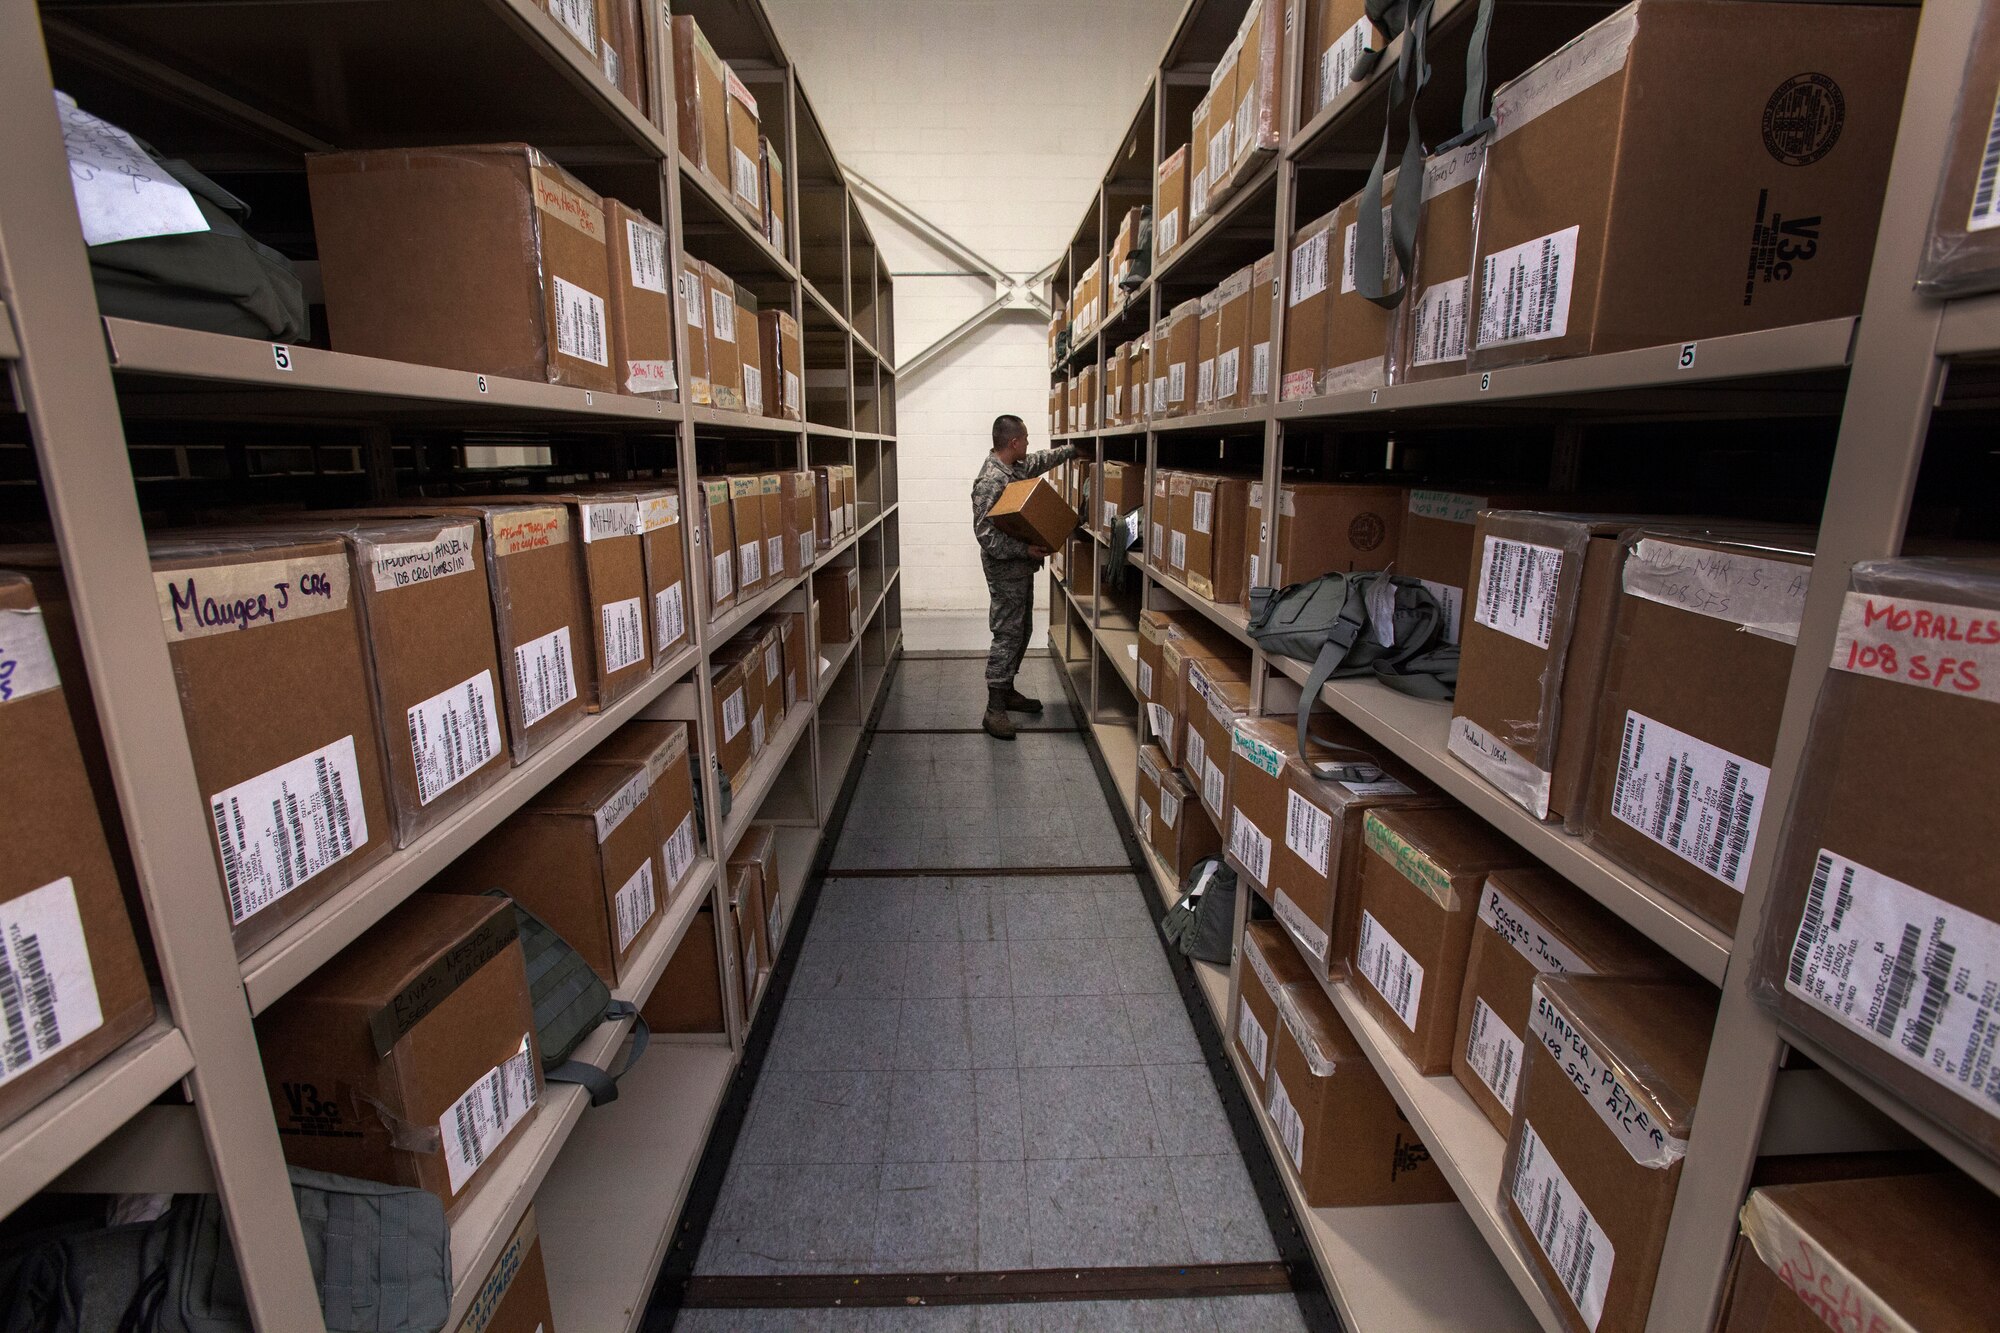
[529,168,604,241]
[490,507,571,557]
[1830,590,2000,704]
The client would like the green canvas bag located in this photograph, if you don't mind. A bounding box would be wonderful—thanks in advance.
[489,893,649,1108]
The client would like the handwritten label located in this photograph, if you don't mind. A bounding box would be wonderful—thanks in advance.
[408,670,502,806]
[209,735,368,924]
[0,609,61,704]
[638,494,679,533]
[529,168,604,240]
[1448,715,1553,819]
[1409,490,1485,524]
[1529,987,1688,1168]
[1232,725,1285,779]
[57,93,208,248]
[1609,711,1768,894]
[1511,1119,1614,1331]
[1478,881,1596,976]
[369,525,476,591]
[1738,1190,1915,1333]
[1364,811,1456,908]
[491,508,570,557]
[0,877,105,1089]
[580,501,642,543]
[1622,539,1809,642]
[595,771,652,843]
[155,555,350,642]
[1830,590,2000,704]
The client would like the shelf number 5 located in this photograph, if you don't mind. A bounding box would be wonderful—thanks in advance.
[271,343,293,373]
[1678,342,1697,370]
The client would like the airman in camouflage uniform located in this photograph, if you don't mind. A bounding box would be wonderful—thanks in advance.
[971,415,1081,739]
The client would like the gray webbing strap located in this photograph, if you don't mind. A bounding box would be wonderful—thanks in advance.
[1355,0,1433,309]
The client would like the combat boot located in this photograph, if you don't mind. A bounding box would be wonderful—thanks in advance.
[1001,682,1043,713]
[983,687,1017,740]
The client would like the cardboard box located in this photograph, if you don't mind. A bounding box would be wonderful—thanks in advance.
[1097,461,1144,536]
[1583,533,1812,934]
[1179,473,1252,603]
[814,566,861,645]
[761,136,787,254]
[710,651,754,789]
[542,0,606,62]
[307,145,616,391]
[1351,804,1527,1074]
[640,906,726,1034]
[1469,0,1914,372]
[986,478,1078,554]
[0,574,153,1132]
[1129,337,1151,423]
[1245,481,1401,596]
[1195,287,1222,414]
[1200,55,1238,220]
[723,67,763,225]
[727,475,766,595]
[1502,976,1715,1333]
[1454,866,1668,1136]
[735,288,765,420]
[1267,962,1455,1208]
[837,464,858,535]
[698,478,737,614]
[586,719,701,902]
[1282,210,1337,400]
[1220,0,1280,196]
[786,471,817,578]
[1138,742,1221,882]
[606,200,676,397]
[1156,146,1188,259]
[255,893,540,1211]
[728,858,768,1012]
[670,16,729,189]
[1212,265,1254,410]
[1110,206,1144,299]
[760,310,804,421]
[1105,347,1128,429]
[732,823,784,965]
[1227,713,1438,975]
[1136,606,1218,728]
[1070,259,1102,343]
[602,0,644,115]
[716,633,768,763]
[1402,490,1593,647]
[701,262,745,410]
[1306,0,1377,119]
[1918,10,2000,297]
[1157,628,1246,775]
[549,495,649,711]
[1161,300,1200,419]
[628,487,690,666]
[778,610,809,712]
[1325,172,1399,394]
[811,465,836,551]
[1235,920,1317,1101]
[755,474,788,590]
[750,621,786,746]
[1394,141,1484,384]
[1188,661,1253,824]
[1718,1174,2000,1333]
[678,253,711,407]
[152,534,393,953]
[1077,364,1099,433]
[458,1204,556,1333]
[1248,252,1276,404]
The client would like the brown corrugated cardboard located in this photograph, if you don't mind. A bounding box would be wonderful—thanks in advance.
[778,610,809,712]
[1235,920,1317,1101]
[1470,0,1915,372]
[1248,252,1276,405]
[837,464,858,536]
[736,288,765,420]
[732,823,785,967]
[1281,210,1337,400]
[679,253,711,407]
[1129,337,1151,424]
[640,906,726,1034]
[761,136,787,255]
[0,574,153,1132]
[811,465,836,552]
[710,651,754,788]
[1325,173,1399,394]
[670,16,729,189]
[814,566,861,645]
[1305,0,1376,119]
[254,893,540,1212]
[1110,207,1144,300]
[554,495,650,711]
[1400,489,1565,645]
[602,0,644,116]
[1213,265,1254,410]
[1188,663,1252,825]
[1352,805,1527,1074]
[586,719,700,903]
[756,474,788,594]
[458,1203,555,1333]
[1070,259,1102,343]
[1395,141,1485,384]
[1501,976,1715,1333]
[307,145,616,391]
[1105,346,1128,429]
[1097,460,1144,536]
[750,621,786,749]
[1246,480,1402,595]
[728,858,767,1012]
[1136,606,1213,733]
[1181,474,1252,603]
[627,488,689,667]
[1161,300,1199,418]
[1077,364,1098,433]
[1158,629,1246,776]
[1160,471,1191,578]
[1138,743,1221,882]
[986,478,1078,554]
[606,200,676,397]
[1918,12,2000,297]
[702,262,744,410]
[698,478,738,614]
[1156,146,1188,260]
[760,310,804,421]
[1195,288,1222,414]
[786,471,817,578]
[724,67,763,225]
[151,534,393,953]
[1454,866,1670,1136]
[727,475,767,596]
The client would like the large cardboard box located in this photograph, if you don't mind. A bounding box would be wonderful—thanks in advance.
[1325,173,1400,394]
[1248,252,1276,405]
[1583,533,1812,934]
[1267,965,1455,1208]
[670,16,729,189]
[678,254,711,407]
[1399,489,1554,644]
[1136,606,1231,746]
[542,0,607,63]
[814,566,861,645]
[640,906,727,1034]
[710,651,755,789]
[1179,474,1252,603]
[750,621,786,747]
[837,464,858,535]
[1227,714,1437,975]
[1454,866,1668,1136]
[308,145,618,391]
[587,719,701,903]
[628,488,689,667]
[786,471,818,578]
[732,823,785,965]
[1156,146,1188,260]
[1160,634,1246,777]
[1187,662,1252,824]
[1220,0,1280,196]
[1097,460,1145,536]
[606,200,676,397]
[724,67,763,225]
[1502,976,1714,1333]
[1394,141,1484,384]
[1469,0,1915,372]
[545,495,649,711]
[1105,346,1128,429]
[1281,210,1337,400]
[702,262,745,410]
[602,0,644,115]
[778,610,810,711]
[1352,805,1527,1075]
[1306,0,1377,119]
[985,478,1078,553]
[255,894,540,1212]
[727,475,766,596]
[698,478,737,614]
[1213,265,1255,410]
[811,465,837,551]
[757,473,788,592]
[728,858,768,1012]
[1195,288,1222,415]
[152,534,393,953]
[459,1205,556,1333]
[1752,559,2000,1161]
[1918,10,2000,298]
[1160,300,1199,418]
[1235,920,1317,1102]
[761,136,787,255]
[0,574,153,1132]
[760,310,804,421]
[1077,364,1099,433]
[1137,744,1214,882]
[735,288,765,420]
[1246,481,1402,595]
[1159,472,1192,578]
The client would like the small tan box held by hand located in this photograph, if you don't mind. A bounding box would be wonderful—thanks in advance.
[985,478,1079,554]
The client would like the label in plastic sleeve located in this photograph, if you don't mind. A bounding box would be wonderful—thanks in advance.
[600,596,645,673]
[548,0,596,50]
[0,609,61,703]
[1971,88,2000,233]
[408,670,502,807]
[739,540,762,588]
[1449,715,1553,819]
[1193,490,1214,535]
[1289,229,1330,306]
[491,508,568,556]
[594,771,650,842]
[711,551,734,601]
[722,687,746,741]
[0,877,104,1087]
[1622,539,1809,642]
[1320,18,1373,107]
[1238,1003,1270,1076]
[440,1035,538,1195]
[709,289,737,343]
[662,811,697,890]
[210,735,367,924]
[1474,536,1562,649]
[1170,530,1187,569]
[626,218,668,293]
[156,555,351,642]
[1145,704,1172,752]
[1479,881,1595,976]
[1512,1119,1613,1330]
[1230,810,1272,885]
[1157,208,1180,254]
[1285,790,1333,877]
[1530,988,1687,1167]
[1830,590,2000,704]
[551,276,609,367]
[1252,341,1271,396]
[1137,659,1154,698]
[683,273,705,329]
[1418,579,1465,645]
[653,582,686,654]
[732,146,761,206]
[1609,711,1767,893]
[1274,888,1327,962]
[1357,908,1423,1031]
[512,625,578,729]
[1785,848,2000,1116]
[1340,208,1395,295]
[613,858,657,953]
[1478,226,1578,349]
[743,365,764,412]
[1409,277,1470,367]
[751,708,767,751]
[1157,784,1180,830]
[1151,521,1165,556]
[1168,361,1187,404]
[1467,997,1525,1112]
[1197,359,1215,406]
[58,93,208,249]
[764,642,782,687]
[1202,755,1225,816]
[369,524,476,591]
[1268,1072,1305,1168]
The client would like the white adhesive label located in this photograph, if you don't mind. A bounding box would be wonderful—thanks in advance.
[1151,521,1165,558]
[799,531,814,571]
[662,811,698,890]
[711,551,734,602]
[1479,881,1595,976]
[1252,342,1271,396]
[408,670,502,806]
[1152,377,1169,414]
[1319,18,1374,107]
[722,687,746,741]
[1448,714,1553,820]
[1268,1072,1306,1168]
[1138,659,1154,698]
[1103,500,1119,530]
[551,276,609,366]
[1512,1119,1613,1331]
[548,0,597,50]
[626,218,668,294]
[732,146,761,206]
[1410,277,1470,367]
[1529,989,1688,1168]
[1609,711,1768,893]
[1170,531,1187,570]
[1157,208,1180,255]
[1785,849,2000,1117]
[1478,226,1579,349]
[765,641,782,687]
[512,625,578,729]
[1229,810,1272,886]
[1197,359,1216,406]
[210,736,367,925]
[1157,785,1181,830]
[1184,721,1207,779]
[0,877,105,1088]
[156,555,350,642]
[1274,888,1328,962]
[580,501,641,543]
[1285,789,1333,877]
[1244,931,1280,996]
[57,94,208,248]
[613,858,658,953]
[683,273,705,329]
[1419,579,1466,645]
[739,540,762,587]
[1623,539,1809,642]
[1139,798,1154,843]
[441,1035,538,1195]
[1357,909,1424,1031]
[767,535,785,582]
[1168,362,1187,405]
[1467,997,1526,1112]
[1202,755,1225,816]
[601,596,645,673]
[743,365,764,413]
[709,290,736,343]
[1238,1003,1270,1076]
[0,609,61,703]
[624,354,677,394]
[786,371,802,414]
[1474,536,1563,649]
[1193,490,1214,535]
[1830,590,2000,704]
[654,582,687,654]
[369,525,477,591]
[1289,229,1330,306]
[1146,703,1173,749]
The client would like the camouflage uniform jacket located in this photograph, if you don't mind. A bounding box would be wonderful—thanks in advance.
[971,446,1079,578]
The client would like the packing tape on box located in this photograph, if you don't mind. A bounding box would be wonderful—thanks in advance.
[1492,5,1637,142]
[1529,982,1689,1169]
[1621,538,1809,643]
[1362,811,1461,911]
[1273,985,1340,1077]
[1447,715,1554,821]
[1739,1191,1916,1333]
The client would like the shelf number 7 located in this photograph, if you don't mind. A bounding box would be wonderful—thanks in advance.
[271,343,293,373]
[1678,342,1697,370]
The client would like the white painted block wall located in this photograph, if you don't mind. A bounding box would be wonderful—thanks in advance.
[764,0,1182,618]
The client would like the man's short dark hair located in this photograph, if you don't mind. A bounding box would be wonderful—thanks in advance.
[992,415,1028,449]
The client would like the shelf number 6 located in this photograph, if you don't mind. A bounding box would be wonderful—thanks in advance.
[271,344,293,373]
[1479,372,1491,392]
[476,375,489,394]
[1678,342,1697,370]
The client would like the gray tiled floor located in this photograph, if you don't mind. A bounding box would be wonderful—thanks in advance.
[673,1294,1309,1331]
[874,654,1078,732]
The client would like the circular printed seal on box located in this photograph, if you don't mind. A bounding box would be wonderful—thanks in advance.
[1763,73,1845,167]
[1349,512,1387,552]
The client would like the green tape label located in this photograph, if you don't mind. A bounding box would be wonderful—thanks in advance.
[1363,812,1455,907]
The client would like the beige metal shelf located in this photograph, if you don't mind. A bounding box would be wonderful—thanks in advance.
[0,297,17,360]
[818,634,860,696]
[1153,403,1271,433]
[1933,291,2000,358]
[707,571,808,649]
[1137,558,1257,649]
[687,402,804,434]
[721,698,814,858]
[1092,718,1140,807]
[1099,624,1140,695]
[679,154,798,279]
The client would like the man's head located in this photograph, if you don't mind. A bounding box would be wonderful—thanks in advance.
[991,414,1029,465]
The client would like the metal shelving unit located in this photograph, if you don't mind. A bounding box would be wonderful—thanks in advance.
[0,0,898,1325]
[1043,1,1988,1330]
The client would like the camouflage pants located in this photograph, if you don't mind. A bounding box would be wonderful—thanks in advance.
[985,571,1034,688]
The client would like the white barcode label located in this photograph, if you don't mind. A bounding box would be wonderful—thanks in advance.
[663,811,698,890]
[1608,711,1768,893]
[369,525,476,592]
[626,219,668,294]
[765,642,783,686]
[1410,277,1470,367]
[601,596,646,673]
[1217,347,1241,401]
[513,625,578,729]
[1138,659,1154,698]
[0,878,103,1087]
[1249,554,1260,588]
[740,541,762,587]
[710,290,737,343]
[1187,723,1207,776]
[1237,1003,1270,1077]
[711,551,734,602]
[654,582,686,654]
[1289,230,1330,306]
[1478,226,1579,349]
[744,364,764,412]
[1168,362,1187,404]
[1274,888,1329,962]
[1475,536,1563,649]
[551,275,609,367]
[1209,123,1233,181]
[1197,359,1215,406]
[1139,798,1154,843]
[1252,341,1270,396]
[1285,790,1333,877]
[1419,579,1465,645]
[1785,848,2000,1117]
[1320,17,1373,106]
[684,273,705,329]
[441,1035,538,1195]
[549,0,596,51]
[785,370,802,413]
[1104,500,1118,529]
[408,669,502,806]
[0,609,60,703]
[722,687,746,741]
[1193,490,1214,535]
[210,736,367,924]
[1170,531,1187,570]
[1357,909,1424,1031]
[1969,86,2000,233]
[614,858,658,953]
[799,530,815,570]
[751,707,767,751]
[602,40,621,87]
[1145,703,1173,750]
[1152,377,1168,415]
[1156,784,1181,830]
[732,146,761,206]
[1467,996,1525,1112]
[1512,1119,1613,1331]
[1268,1072,1306,1168]
[1230,810,1272,885]
[766,536,785,581]
[1202,755,1225,816]
[1157,207,1180,254]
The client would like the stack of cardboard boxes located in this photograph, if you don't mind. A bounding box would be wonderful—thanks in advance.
[677,256,804,420]
[670,15,787,256]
